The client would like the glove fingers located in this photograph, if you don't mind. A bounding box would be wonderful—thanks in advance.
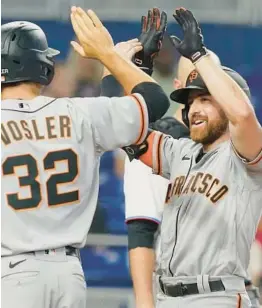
[141,16,147,33]
[170,35,181,49]
[175,9,188,31]
[173,13,184,29]
[184,9,203,40]
[183,9,198,31]
[152,7,161,30]
[146,9,153,31]
[159,11,167,32]
[173,14,183,35]
[184,9,197,24]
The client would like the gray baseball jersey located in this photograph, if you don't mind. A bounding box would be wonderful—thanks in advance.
[1,94,148,256]
[145,131,262,278]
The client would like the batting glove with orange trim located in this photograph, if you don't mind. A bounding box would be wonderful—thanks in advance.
[133,8,167,75]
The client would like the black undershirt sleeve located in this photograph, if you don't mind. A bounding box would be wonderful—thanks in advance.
[100,75,170,123]
[127,219,159,250]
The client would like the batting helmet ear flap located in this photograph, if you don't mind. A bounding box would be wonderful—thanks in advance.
[182,105,189,127]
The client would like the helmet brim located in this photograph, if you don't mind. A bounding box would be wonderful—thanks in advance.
[47,47,60,57]
[170,86,208,105]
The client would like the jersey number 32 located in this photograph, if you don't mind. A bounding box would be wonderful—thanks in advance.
[2,149,79,211]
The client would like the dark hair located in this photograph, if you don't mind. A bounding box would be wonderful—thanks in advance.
[1,81,39,91]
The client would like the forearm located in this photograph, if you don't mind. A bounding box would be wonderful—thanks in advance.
[127,220,159,307]
[195,55,254,125]
[129,248,156,308]
[100,50,156,95]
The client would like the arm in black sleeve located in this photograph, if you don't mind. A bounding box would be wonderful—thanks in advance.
[131,82,170,123]
[100,75,123,97]
[101,75,170,122]
[127,219,159,250]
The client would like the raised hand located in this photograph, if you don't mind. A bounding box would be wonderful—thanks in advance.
[170,8,207,63]
[115,39,142,61]
[70,6,114,60]
[133,7,167,75]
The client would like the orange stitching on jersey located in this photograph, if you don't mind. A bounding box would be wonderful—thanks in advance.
[236,293,241,308]
[131,94,145,145]
[231,140,262,166]
[248,151,262,165]
[156,133,164,175]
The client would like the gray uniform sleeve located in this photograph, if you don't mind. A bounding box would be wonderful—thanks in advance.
[229,142,262,239]
[70,94,149,152]
[231,141,262,173]
[230,142,262,215]
[145,132,182,180]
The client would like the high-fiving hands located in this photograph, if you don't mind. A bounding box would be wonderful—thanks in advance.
[114,39,143,61]
[102,38,142,78]
[70,6,114,60]
[170,7,207,63]
[134,7,167,75]
[70,6,207,66]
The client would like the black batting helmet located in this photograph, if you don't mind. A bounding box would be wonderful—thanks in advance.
[150,117,190,139]
[1,21,60,86]
[170,67,251,127]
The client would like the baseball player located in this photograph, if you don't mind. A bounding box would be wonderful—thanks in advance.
[124,7,262,308]
[1,7,170,308]
[98,9,219,307]
[124,53,221,308]
[125,58,261,308]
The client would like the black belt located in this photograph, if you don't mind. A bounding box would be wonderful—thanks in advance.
[159,278,225,297]
[65,246,79,257]
[30,246,79,258]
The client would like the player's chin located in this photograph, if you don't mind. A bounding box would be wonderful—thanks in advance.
[190,128,209,144]
[190,123,207,135]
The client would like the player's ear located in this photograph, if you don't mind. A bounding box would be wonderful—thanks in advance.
[173,78,182,90]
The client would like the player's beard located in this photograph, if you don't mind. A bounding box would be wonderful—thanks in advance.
[190,109,229,145]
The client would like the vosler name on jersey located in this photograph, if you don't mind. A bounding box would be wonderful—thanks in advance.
[2,115,72,145]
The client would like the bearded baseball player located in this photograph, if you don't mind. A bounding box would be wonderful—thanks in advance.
[125,58,261,308]
[124,7,262,308]
[124,52,221,308]
[1,7,170,308]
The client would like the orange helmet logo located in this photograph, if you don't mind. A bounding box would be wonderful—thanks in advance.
[188,70,198,83]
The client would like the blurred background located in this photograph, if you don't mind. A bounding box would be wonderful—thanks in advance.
[2,0,262,307]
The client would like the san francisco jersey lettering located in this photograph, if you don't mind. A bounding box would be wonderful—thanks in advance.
[142,134,262,278]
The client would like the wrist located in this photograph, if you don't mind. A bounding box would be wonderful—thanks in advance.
[133,52,153,70]
[193,52,212,69]
[99,48,118,65]
[190,46,208,64]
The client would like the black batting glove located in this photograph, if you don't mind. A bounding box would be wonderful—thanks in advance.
[170,8,207,64]
[133,8,167,75]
